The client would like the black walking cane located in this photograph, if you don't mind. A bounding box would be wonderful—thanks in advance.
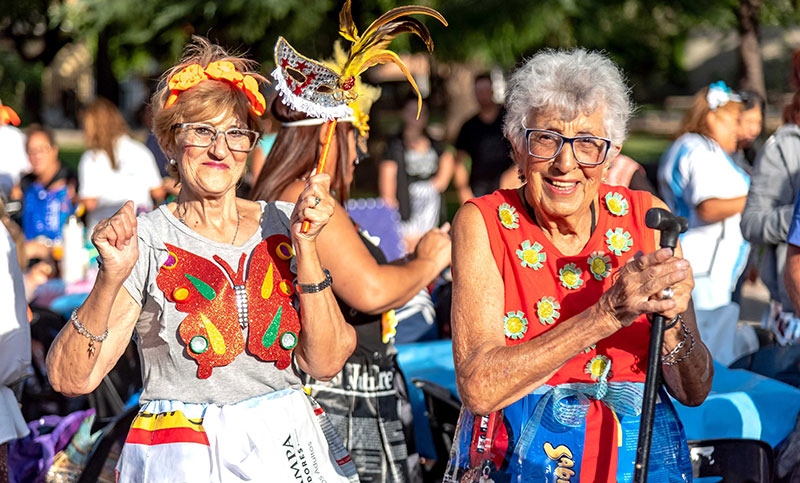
[633,207,688,482]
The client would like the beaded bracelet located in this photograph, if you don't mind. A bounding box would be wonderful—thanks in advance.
[70,309,109,356]
[662,316,695,366]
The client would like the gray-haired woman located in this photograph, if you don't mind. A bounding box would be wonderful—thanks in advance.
[445,49,712,481]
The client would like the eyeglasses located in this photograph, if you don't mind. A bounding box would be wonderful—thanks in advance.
[173,123,260,153]
[523,125,611,166]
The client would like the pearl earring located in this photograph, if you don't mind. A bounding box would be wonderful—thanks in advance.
[169,159,177,166]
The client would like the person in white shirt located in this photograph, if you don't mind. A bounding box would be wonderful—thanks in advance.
[658,81,751,364]
[0,222,32,481]
[78,98,165,231]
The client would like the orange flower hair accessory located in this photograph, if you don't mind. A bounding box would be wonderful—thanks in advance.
[165,61,266,116]
[0,102,21,126]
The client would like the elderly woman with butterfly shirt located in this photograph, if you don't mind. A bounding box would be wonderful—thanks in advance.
[45,37,358,483]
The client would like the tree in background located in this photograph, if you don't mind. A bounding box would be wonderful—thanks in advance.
[2,0,800,122]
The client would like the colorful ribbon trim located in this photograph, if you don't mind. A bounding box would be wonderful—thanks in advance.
[513,380,644,474]
[165,61,266,116]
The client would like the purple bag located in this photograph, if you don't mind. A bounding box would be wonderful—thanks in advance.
[7,409,95,483]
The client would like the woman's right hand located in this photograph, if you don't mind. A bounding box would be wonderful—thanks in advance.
[414,223,452,272]
[91,200,139,283]
[597,247,690,331]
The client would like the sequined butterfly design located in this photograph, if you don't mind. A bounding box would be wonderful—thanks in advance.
[156,234,300,379]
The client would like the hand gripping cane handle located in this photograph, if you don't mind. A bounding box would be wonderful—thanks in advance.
[633,208,687,482]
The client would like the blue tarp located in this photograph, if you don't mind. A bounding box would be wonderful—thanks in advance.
[396,340,800,460]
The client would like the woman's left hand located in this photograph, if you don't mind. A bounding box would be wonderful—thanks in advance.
[290,173,335,242]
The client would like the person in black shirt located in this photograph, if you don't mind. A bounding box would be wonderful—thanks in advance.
[454,73,514,202]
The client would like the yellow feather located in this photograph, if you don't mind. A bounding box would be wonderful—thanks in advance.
[360,49,424,118]
[332,3,447,122]
[338,0,360,43]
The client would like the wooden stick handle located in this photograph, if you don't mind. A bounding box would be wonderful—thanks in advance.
[301,118,338,234]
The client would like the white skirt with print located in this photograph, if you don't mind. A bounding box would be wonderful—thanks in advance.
[116,388,359,482]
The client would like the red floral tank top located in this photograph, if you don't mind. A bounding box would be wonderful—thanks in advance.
[468,185,657,385]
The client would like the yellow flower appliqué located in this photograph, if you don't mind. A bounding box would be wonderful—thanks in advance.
[536,296,561,325]
[585,355,612,381]
[587,251,612,281]
[504,311,528,340]
[517,240,546,270]
[558,263,584,290]
[605,228,634,256]
[604,192,629,216]
[498,203,519,229]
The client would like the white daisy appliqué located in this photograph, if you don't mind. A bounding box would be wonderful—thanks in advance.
[605,228,634,256]
[504,311,528,340]
[558,263,584,290]
[498,203,519,229]
[517,240,546,270]
[587,251,612,281]
[536,296,561,325]
[604,192,629,216]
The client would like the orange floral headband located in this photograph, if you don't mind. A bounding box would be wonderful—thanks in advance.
[165,60,267,116]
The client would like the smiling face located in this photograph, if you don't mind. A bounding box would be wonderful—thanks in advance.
[517,107,613,223]
[175,111,250,200]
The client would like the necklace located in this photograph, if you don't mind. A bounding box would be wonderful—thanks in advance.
[178,203,241,244]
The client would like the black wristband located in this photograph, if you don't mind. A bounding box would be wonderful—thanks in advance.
[294,268,333,294]
[664,314,682,331]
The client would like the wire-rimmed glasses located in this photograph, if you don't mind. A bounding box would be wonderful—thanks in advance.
[174,123,260,153]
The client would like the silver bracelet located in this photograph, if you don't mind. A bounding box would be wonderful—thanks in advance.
[294,268,333,294]
[662,316,695,366]
[70,309,109,356]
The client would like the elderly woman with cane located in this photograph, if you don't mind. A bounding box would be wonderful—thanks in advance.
[45,37,358,482]
[444,49,713,482]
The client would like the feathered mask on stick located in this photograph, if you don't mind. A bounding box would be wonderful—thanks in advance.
[272,0,447,121]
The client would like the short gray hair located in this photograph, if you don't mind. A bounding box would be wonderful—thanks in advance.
[503,48,633,151]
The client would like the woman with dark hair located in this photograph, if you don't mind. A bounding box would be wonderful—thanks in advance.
[78,98,165,230]
[379,96,454,250]
[734,88,765,172]
[251,94,451,482]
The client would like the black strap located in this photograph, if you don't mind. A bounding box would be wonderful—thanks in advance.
[517,186,596,236]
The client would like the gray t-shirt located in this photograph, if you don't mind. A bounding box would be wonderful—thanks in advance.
[123,201,302,405]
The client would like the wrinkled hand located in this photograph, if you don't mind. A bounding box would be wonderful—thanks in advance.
[91,200,138,282]
[597,248,692,330]
[290,174,335,243]
[415,222,452,272]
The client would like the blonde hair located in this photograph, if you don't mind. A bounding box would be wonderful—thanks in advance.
[151,36,267,180]
[678,86,742,138]
[83,98,129,170]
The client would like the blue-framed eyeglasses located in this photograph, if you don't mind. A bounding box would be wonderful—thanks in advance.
[523,123,611,166]
[173,123,260,153]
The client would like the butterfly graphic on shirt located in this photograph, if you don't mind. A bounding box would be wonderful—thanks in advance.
[155,234,300,379]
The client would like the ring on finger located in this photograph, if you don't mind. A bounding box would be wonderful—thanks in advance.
[313,196,321,208]
[661,287,674,300]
